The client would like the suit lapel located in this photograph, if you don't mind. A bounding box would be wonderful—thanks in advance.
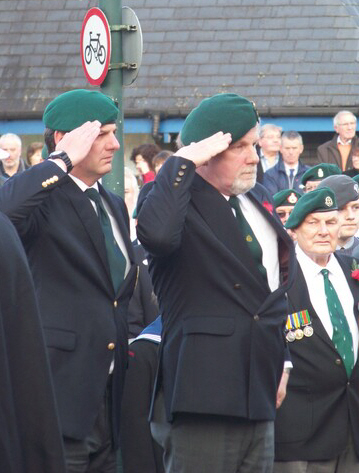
[99,184,137,298]
[336,253,359,324]
[191,174,269,299]
[287,264,335,349]
[59,179,112,282]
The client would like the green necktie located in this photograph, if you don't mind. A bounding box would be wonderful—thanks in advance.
[321,268,354,377]
[86,188,126,292]
[228,196,267,280]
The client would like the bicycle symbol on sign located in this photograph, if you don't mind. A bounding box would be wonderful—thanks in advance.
[85,32,106,65]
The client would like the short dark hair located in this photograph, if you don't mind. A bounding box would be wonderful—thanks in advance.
[153,150,172,167]
[130,143,161,171]
[44,128,56,155]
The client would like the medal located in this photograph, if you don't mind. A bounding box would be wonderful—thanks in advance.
[295,329,304,340]
[303,325,314,337]
[286,331,296,342]
[285,310,314,342]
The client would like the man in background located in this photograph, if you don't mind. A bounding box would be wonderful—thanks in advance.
[301,163,341,193]
[317,110,359,172]
[256,123,282,183]
[0,132,28,178]
[318,174,359,255]
[262,131,308,195]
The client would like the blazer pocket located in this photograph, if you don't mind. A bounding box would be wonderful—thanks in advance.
[43,327,77,351]
[183,316,235,336]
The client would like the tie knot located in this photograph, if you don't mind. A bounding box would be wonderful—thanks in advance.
[85,188,102,204]
[321,268,329,279]
[228,196,240,210]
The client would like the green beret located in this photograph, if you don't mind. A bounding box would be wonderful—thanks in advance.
[301,164,341,186]
[353,174,359,184]
[285,187,338,229]
[273,189,301,208]
[43,89,118,132]
[180,93,259,146]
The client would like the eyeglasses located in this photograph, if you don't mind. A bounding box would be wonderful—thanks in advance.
[338,121,357,127]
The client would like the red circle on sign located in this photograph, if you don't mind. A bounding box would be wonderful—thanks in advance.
[80,7,111,86]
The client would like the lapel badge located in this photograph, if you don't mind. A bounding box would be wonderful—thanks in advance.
[318,168,324,178]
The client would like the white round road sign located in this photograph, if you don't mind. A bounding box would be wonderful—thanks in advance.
[81,8,111,86]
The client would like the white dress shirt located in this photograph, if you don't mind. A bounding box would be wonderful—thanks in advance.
[226,194,280,292]
[70,174,130,278]
[296,244,358,362]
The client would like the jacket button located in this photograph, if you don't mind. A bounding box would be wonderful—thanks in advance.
[335,358,342,365]
[114,301,117,308]
[233,283,241,289]
[107,343,115,350]
[253,315,260,321]
[42,182,47,188]
[180,164,187,170]
[173,182,179,187]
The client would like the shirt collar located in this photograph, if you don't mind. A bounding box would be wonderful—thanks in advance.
[337,236,355,250]
[337,136,352,146]
[69,174,99,193]
[296,244,340,279]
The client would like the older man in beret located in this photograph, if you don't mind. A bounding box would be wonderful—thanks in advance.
[318,174,359,256]
[0,89,137,473]
[137,93,296,473]
[274,187,359,473]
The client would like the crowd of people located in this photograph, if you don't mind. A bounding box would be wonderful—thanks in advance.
[1,90,359,473]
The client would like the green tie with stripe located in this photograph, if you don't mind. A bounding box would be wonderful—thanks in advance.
[321,268,354,377]
[86,188,126,292]
[228,196,267,280]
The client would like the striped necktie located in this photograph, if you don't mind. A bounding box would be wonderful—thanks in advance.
[228,196,267,280]
[86,188,126,292]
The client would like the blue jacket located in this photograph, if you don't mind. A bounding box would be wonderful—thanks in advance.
[262,159,309,196]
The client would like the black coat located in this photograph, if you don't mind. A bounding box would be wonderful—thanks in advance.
[0,211,66,473]
[0,161,137,446]
[275,255,359,461]
[317,134,359,171]
[137,156,296,423]
[127,243,159,338]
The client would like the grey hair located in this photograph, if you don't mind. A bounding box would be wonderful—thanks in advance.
[259,123,282,139]
[333,110,356,127]
[0,133,22,148]
[281,130,303,145]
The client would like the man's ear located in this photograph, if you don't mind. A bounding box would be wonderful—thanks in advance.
[54,130,66,146]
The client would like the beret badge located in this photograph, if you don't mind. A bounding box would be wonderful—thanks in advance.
[325,196,333,207]
[288,192,298,204]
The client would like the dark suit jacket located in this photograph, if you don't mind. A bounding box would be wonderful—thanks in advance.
[317,134,359,171]
[0,212,66,473]
[127,243,159,338]
[137,156,296,423]
[275,254,359,461]
[0,161,137,446]
[262,159,308,196]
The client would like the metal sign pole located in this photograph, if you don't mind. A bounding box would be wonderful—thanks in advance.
[99,0,124,198]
